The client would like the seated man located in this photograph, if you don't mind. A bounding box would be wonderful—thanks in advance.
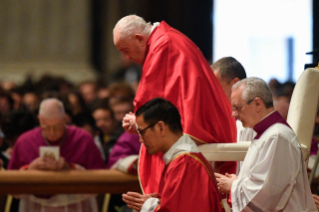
[122,98,223,212]
[8,98,106,212]
[215,77,316,211]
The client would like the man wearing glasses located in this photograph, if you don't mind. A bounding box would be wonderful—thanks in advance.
[215,77,316,211]
[122,98,223,212]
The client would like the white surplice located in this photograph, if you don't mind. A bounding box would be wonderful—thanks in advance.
[231,122,316,212]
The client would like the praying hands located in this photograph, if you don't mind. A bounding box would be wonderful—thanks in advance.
[122,192,158,211]
[214,172,238,194]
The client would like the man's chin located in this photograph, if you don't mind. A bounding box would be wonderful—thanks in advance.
[146,148,155,155]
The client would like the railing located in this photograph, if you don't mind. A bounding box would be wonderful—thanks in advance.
[0,170,141,194]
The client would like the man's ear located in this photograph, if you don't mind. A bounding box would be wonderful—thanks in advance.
[62,116,68,125]
[232,78,240,85]
[135,34,146,46]
[254,97,263,112]
[157,121,166,136]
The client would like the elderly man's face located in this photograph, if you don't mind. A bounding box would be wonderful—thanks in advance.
[39,116,66,142]
[231,87,256,128]
[114,29,147,65]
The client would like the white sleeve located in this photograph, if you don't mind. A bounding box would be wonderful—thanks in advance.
[141,197,160,212]
[110,155,138,173]
[233,134,301,212]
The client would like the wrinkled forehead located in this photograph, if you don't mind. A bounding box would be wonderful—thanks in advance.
[39,116,65,125]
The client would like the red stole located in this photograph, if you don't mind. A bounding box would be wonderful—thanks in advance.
[154,152,223,212]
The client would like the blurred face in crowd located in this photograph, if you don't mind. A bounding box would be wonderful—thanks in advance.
[112,102,133,122]
[39,116,66,142]
[0,97,11,114]
[11,92,23,110]
[68,93,83,115]
[23,92,40,112]
[92,109,115,135]
[79,83,97,104]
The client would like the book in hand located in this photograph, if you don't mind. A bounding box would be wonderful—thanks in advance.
[40,146,60,161]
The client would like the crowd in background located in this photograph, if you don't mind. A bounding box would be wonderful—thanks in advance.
[1,66,319,167]
[0,62,142,170]
[0,62,318,211]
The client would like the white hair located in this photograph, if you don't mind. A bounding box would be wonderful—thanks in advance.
[38,98,65,119]
[232,77,273,108]
[113,15,152,40]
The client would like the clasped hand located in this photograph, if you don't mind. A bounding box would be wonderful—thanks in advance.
[215,172,238,195]
[122,112,137,134]
[122,192,158,211]
[28,156,71,171]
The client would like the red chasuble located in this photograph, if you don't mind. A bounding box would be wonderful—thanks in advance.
[135,21,237,195]
[155,152,223,212]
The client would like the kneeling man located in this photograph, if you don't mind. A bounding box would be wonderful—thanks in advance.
[123,98,223,212]
[215,77,316,211]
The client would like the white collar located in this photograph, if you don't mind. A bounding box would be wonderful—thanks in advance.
[150,22,160,35]
[163,134,199,164]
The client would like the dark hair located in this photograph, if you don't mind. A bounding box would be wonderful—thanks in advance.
[0,89,14,112]
[73,112,97,130]
[1,110,38,146]
[90,98,115,120]
[135,98,182,134]
[211,57,246,84]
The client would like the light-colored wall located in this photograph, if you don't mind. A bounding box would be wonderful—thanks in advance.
[0,0,96,85]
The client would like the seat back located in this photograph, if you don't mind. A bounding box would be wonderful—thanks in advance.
[286,67,319,166]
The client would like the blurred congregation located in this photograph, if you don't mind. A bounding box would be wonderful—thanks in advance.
[0,1,319,212]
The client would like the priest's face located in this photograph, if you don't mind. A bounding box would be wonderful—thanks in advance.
[231,86,256,128]
[39,116,66,142]
[114,29,147,65]
[136,115,162,155]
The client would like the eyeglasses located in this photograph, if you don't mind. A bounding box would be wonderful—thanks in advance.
[136,121,158,138]
[232,98,254,112]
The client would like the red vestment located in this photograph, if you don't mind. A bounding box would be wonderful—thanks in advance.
[135,21,237,194]
[155,152,223,212]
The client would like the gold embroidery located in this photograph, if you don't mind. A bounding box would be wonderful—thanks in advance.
[171,152,213,180]
[183,133,207,144]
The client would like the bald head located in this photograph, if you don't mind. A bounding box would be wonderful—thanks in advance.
[38,98,65,119]
[113,15,152,65]
[113,15,151,40]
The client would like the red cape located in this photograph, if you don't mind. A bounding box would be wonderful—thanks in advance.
[135,21,237,195]
[155,152,224,212]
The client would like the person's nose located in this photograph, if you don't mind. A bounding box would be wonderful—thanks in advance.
[125,54,131,61]
[232,110,238,118]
